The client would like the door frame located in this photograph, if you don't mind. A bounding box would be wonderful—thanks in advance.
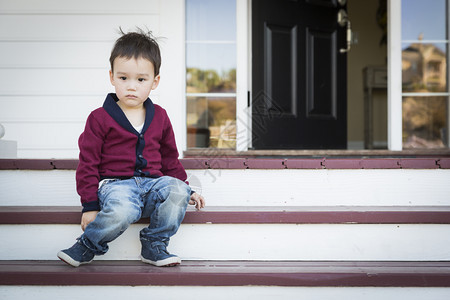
[236,0,251,151]
[387,0,402,151]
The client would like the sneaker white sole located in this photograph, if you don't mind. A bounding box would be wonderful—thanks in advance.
[140,255,181,267]
[57,251,93,267]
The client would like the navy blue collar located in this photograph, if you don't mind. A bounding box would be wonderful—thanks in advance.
[102,93,155,135]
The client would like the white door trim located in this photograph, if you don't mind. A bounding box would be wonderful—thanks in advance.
[236,0,250,151]
[387,0,403,151]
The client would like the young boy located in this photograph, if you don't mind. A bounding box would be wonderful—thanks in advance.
[57,29,205,267]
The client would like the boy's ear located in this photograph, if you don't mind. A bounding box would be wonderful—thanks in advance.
[152,75,160,90]
[109,70,115,86]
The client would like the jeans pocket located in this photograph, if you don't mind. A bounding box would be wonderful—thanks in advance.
[98,178,120,196]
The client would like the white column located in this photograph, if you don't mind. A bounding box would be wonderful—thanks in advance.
[159,0,187,156]
[236,0,250,151]
[387,0,403,150]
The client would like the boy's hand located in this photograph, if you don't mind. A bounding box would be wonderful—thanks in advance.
[81,211,99,231]
[189,192,205,210]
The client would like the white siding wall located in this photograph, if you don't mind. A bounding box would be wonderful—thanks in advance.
[0,0,185,158]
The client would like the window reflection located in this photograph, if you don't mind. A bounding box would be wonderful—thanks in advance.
[187,97,237,148]
[186,0,236,41]
[402,42,447,92]
[401,0,446,40]
[403,96,447,148]
[187,67,236,93]
[186,43,236,93]
[186,0,237,149]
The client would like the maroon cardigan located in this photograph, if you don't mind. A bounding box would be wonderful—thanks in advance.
[76,93,187,212]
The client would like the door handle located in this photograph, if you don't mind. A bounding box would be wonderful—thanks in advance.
[337,9,352,53]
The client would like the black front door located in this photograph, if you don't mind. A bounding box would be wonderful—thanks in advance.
[252,0,347,149]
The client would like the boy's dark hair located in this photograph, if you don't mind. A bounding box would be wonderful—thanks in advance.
[110,28,161,76]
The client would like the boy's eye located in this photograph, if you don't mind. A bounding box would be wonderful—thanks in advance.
[119,76,127,80]
[138,78,146,82]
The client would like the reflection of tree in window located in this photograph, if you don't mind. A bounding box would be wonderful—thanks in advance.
[187,68,236,93]
[403,97,447,148]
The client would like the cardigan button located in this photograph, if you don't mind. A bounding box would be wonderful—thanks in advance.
[139,134,144,139]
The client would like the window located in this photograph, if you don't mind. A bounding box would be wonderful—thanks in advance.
[401,0,449,148]
[185,0,237,149]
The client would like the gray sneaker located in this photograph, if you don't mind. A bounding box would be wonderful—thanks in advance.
[57,241,95,267]
[140,240,181,267]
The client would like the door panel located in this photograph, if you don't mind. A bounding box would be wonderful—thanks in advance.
[306,27,337,119]
[252,0,347,149]
[264,23,298,117]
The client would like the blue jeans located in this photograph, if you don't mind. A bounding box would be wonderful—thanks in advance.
[79,176,191,255]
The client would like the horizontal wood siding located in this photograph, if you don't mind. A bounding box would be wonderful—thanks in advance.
[0,0,182,159]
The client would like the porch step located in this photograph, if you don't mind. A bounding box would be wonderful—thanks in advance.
[1,260,450,287]
[1,206,450,261]
[1,159,449,298]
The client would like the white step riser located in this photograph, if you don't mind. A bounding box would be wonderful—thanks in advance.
[1,286,450,300]
[1,169,450,206]
[2,223,449,261]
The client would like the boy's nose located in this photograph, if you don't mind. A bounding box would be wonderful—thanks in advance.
[127,81,137,90]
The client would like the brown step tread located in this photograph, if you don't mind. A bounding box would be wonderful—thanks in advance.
[1,158,449,170]
[1,206,450,224]
[1,260,450,287]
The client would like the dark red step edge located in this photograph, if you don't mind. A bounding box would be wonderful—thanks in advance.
[1,158,449,170]
[1,206,450,224]
[1,260,450,287]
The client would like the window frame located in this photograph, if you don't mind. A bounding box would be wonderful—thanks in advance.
[185,0,244,150]
[391,0,450,150]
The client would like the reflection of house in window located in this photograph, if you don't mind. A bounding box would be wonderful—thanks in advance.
[401,35,447,149]
[402,36,447,92]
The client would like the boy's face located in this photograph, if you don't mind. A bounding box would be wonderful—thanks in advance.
[109,56,160,109]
